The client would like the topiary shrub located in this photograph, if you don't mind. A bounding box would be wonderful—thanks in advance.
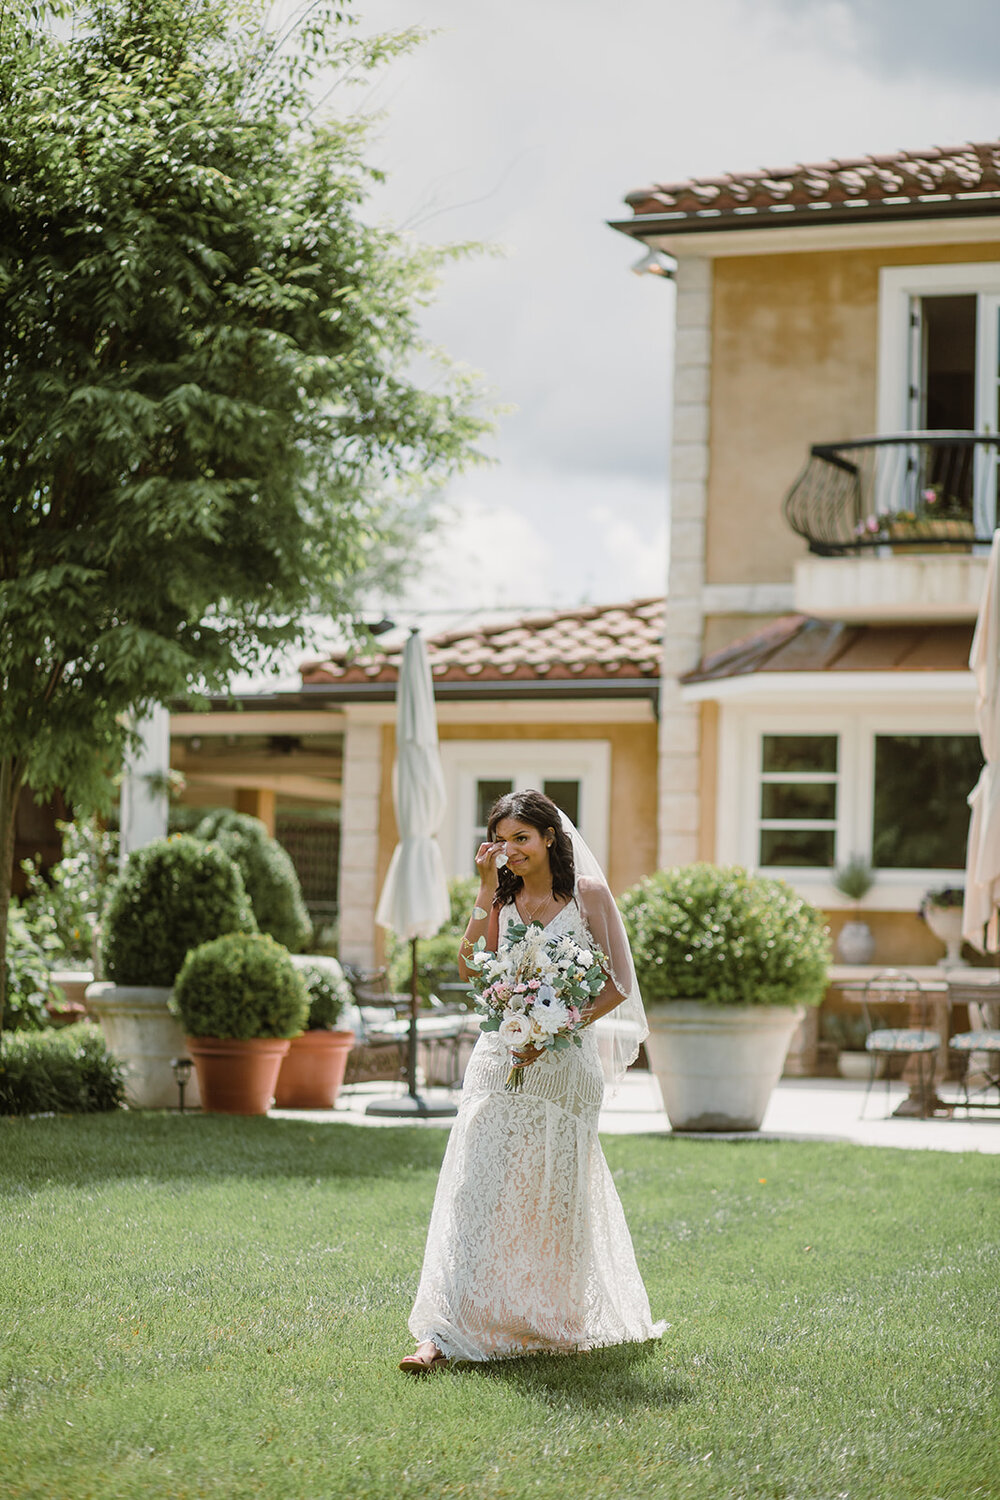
[173,932,309,1040]
[620,863,831,1008]
[296,960,353,1030]
[195,812,311,952]
[0,1023,125,1114]
[102,836,257,988]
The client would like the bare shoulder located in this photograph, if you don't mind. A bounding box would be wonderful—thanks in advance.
[576,875,614,909]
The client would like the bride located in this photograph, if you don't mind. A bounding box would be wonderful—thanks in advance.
[400,788,664,1372]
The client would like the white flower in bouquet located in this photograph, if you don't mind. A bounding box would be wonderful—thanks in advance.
[498,1012,534,1048]
[530,991,569,1034]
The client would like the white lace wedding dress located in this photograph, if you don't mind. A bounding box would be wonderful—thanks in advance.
[408,900,664,1362]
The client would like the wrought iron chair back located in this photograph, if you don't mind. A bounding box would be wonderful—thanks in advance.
[860,969,940,1119]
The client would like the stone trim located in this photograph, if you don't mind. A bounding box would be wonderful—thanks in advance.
[336,715,383,969]
[659,256,712,866]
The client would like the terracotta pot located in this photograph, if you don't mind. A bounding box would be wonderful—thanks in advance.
[186,1036,291,1115]
[274,1029,355,1109]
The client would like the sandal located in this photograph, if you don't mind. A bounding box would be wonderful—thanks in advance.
[399,1346,448,1374]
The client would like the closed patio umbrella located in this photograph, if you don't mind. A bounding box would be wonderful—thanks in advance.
[963,529,1000,953]
[367,629,456,1118]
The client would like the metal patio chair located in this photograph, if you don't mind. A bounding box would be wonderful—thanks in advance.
[859,969,940,1119]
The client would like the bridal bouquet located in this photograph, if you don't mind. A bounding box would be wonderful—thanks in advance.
[465,919,608,1091]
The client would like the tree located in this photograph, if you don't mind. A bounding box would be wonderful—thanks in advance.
[0,0,490,1025]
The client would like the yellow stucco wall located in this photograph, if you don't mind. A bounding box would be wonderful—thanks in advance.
[707,240,1000,588]
[375,720,659,907]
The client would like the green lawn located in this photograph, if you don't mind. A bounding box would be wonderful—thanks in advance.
[1,1114,997,1500]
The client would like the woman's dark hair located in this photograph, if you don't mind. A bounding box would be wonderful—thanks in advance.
[486,789,575,906]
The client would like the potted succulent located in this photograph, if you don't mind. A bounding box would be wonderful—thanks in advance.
[620,864,831,1132]
[832,855,876,965]
[172,932,309,1114]
[920,886,965,967]
[86,836,256,1107]
[274,958,356,1109]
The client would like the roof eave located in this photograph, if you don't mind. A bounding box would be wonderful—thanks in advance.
[609,194,1000,241]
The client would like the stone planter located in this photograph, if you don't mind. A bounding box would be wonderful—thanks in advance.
[187,1036,290,1115]
[274,1029,355,1109]
[85,982,201,1109]
[837,1049,872,1081]
[922,903,964,966]
[645,1001,805,1132]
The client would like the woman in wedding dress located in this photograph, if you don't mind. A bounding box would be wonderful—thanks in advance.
[400,788,664,1372]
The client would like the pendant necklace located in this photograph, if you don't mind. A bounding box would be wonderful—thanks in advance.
[517,887,553,925]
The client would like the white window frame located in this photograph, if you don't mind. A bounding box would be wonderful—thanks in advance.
[717,704,978,909]
[877,261,1000,434]
[437,739,611,880]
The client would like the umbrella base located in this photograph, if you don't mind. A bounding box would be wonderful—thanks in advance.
[366,1091,458,1119]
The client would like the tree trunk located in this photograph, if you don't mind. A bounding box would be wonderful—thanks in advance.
[0,757,26,1035]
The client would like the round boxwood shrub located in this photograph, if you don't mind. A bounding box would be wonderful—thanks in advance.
[297,960,353,1030]
[195,812,311,952]
[620,863,831,1008]
[102,836,257,988]
[0,1022,125,1114]
[173,932,309,1040]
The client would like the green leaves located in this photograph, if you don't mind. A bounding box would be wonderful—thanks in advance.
[0,0,490,815]
[620,864,833,1009]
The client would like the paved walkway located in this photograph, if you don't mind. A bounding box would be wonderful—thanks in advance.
[272,1072,1000,1153]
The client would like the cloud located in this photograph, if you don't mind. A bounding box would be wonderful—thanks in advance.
[273,0,1000,615]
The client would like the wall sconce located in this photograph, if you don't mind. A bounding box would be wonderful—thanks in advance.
[171,1056,193,1112]
[631,247,676,279]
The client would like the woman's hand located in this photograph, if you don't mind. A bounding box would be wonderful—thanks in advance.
[474,840,506,901]
[511,1042,542,1068]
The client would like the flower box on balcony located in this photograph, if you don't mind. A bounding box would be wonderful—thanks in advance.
[887,517,975,554]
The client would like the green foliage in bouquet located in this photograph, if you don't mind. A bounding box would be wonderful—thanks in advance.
[0,1022,125,1114]
[195,813,311,954]
[173,933,308,1040]
[620,864,831,1008]
[296,960,353,1031]
[102,837,256,989]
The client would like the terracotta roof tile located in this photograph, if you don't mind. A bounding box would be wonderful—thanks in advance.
[615,141,1000,236]
[301,598,665,690]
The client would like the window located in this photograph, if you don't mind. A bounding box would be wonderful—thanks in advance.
[758,734,839,868]
[717,705,982,904]
[439,741,610,878]
[872,735,983,870]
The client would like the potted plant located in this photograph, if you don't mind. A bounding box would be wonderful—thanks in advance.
[86,836,256,1107]
[273,958,356,1109]
[820,1012,871,1080]
[172,932,309,1114]
[920,885,965,967]
[620,864,831,1132]
[832,855,875,965]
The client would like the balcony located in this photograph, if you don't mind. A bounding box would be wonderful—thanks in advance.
[783,433,997,623]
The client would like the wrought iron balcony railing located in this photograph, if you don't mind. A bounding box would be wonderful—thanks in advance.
[783,432,1000,556]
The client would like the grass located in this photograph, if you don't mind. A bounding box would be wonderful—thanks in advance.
[0,1114,997,1500]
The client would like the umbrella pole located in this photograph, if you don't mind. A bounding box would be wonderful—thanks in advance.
[407,936,420,1101]
[365,934,457,1119]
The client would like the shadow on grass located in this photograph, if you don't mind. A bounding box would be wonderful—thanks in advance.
[0,1110,448,1190]
[454,1338,694,1412]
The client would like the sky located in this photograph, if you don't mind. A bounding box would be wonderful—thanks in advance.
[263,0,1000,662]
